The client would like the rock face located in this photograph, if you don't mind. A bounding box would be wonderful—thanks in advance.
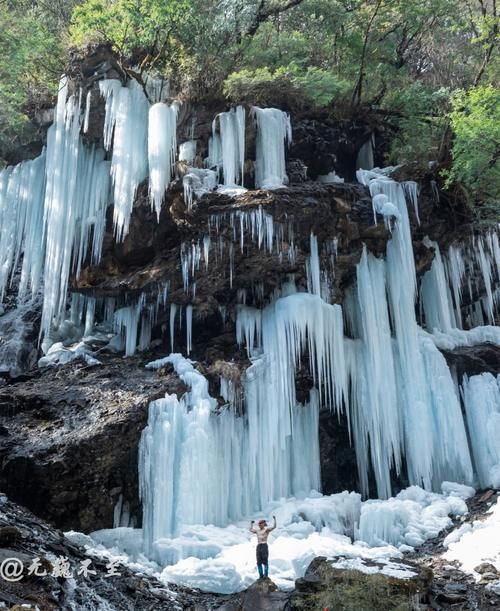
[0,356,188,532]
[443,343,500,378]
[0,493,225,610]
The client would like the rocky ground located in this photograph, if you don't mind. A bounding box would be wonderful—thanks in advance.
[0,490,497,610]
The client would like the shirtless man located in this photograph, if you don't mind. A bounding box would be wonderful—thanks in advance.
[249,515,277,578]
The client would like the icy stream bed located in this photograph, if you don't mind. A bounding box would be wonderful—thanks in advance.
[66,482,474,594]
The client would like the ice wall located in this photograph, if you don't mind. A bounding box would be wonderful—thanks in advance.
[462,373,500,488]
[139,354,319,562]
[351,171,473,494]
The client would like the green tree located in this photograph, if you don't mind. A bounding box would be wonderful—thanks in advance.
[0,5,65,164]
[445,85,500,215]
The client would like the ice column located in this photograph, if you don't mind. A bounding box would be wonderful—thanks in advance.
[253,107,292,189]
[462,373,500,488]
[148,102,178,219]
[99,78,149,241]
[216,106,245,187]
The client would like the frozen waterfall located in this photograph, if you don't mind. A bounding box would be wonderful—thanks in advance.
[139,354,319,563]
[253,107,292,189]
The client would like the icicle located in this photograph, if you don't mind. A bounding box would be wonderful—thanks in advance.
[0,153,46,302]
[169,303,177,352]
[206,132,222,171]
[253,107,292,189]
[99,78,149,241]
[356,135,375,170]
[476,236,495,323]
[148,102,178,219]
[114,295,144,356]
[186,305,193,355]
[446,244,465,329]
[139,353,320,555]
[84,297,96,336]
[403,181,420,225]
[41,77,110,337]
[83,90,91,133]
[307,233,321,296]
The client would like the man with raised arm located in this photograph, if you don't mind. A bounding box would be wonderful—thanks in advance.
[249,515,277,579]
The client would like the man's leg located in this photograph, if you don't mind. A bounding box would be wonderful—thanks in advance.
[262,544,269,577]
[256,545,264,578]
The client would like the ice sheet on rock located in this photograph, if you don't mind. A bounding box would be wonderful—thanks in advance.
[421,325,500,351]
[317,171,344,183]
[330,557,417,579]
[38,341,101,368]
[179,140,196,163]
[253,107,292,189]
[440,481,475,500]
[182,168,217,210]
[443,501,500,577]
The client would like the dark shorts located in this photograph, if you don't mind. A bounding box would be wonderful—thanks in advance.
[256,543,269,564]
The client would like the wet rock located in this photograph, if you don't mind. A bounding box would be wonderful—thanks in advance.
[0,525,22,545]
[443,343,500,379]
[220,578,288,611]
[0,356,184,532]
[475,563,499,576]
[0,494,225,610]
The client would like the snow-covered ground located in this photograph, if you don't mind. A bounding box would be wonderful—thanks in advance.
[66,482,476,594]
[443,499,500,595]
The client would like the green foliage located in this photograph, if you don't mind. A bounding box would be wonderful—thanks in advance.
[0,7,64,163]
[224,64,351,108]
[71,0,192,71]
[445,86,500,213]
[387,83,451,166]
